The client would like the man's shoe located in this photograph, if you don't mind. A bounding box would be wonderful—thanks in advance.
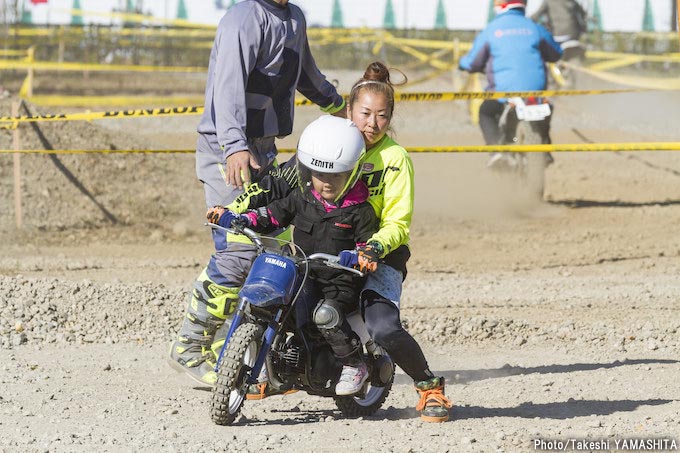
[168,341,217,387]
[246,382,299,400]
[335,363,369,396]
[415,376,453,423]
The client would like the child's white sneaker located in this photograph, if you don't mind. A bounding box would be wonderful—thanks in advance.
[335,363,369,396]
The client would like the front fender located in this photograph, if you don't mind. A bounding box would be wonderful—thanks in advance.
[239,253,298,307]
[239,283,286,308]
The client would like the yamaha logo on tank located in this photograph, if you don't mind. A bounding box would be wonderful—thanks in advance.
[264,257,287,268]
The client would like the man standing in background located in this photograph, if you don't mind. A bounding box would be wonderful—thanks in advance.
[168,0,346,387]
[531,0,588,44]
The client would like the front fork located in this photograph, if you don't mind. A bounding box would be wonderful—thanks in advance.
[214,297,283,386]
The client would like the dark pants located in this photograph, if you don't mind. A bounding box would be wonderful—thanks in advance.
[362,290,431,382]
[479,99,505,145]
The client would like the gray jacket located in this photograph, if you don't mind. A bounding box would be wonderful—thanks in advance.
[196,0,343,165]
[531,0,587,41]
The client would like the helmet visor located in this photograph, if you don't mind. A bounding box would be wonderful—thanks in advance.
[297,156,364,203]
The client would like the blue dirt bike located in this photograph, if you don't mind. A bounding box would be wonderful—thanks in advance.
[208,224,395,426]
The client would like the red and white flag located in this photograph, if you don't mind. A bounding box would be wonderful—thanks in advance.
[31,0,49,4]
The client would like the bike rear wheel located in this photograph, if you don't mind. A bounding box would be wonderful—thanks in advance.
[515,120,547,201]
[334,356,394,418]
[210,322,263,425]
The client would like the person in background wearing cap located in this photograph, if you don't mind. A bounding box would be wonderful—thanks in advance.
[459,0,562,169]
[168,0,345,388]
[208,116,378,397]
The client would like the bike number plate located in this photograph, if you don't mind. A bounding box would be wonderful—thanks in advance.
[516,103,551,121]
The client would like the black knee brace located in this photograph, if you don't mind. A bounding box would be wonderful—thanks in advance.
[313,299,361,361]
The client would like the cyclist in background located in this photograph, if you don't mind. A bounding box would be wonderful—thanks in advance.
[459,0,562,168]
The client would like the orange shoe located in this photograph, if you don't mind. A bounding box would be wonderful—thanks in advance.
[415,376,453,422]
[246,383,299,400]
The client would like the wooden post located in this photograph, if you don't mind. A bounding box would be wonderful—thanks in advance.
[452,38,460,91]
[26,46,34,98]
[11,101,23,229]
[58,27,65,63]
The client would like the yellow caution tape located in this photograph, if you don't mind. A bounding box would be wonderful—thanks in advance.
[386,35,472,51]
[575,64,680,90]
[586,50,680,63]
[0,49,29,57]
[0,149,195,154]
[423,87,654,100]
[547,63,567,87]
[5,87,658,124]
[401,143,680,153]
[8,26,216,39]
[2,143,679,154]
[466,74,483,126]
[388,40,452,71]
[634,32,678,40]
[586,56,645,72]
[107,39,213,50]
[307,28,380,38]
[26,95,205,108]
[0,58,205,73]
[403,47,453,71]
[294,88,654,106]
[59,9,215,29]
[403,66,457,88]
[6,25,378,41]
[5,26,679,63]
[0,106,202,124]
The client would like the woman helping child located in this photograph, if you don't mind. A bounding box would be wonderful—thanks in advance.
[212,61,453,423]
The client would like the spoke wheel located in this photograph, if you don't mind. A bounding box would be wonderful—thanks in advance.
[210,323,262,425]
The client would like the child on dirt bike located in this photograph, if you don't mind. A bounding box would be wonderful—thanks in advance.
[207,115,379,396]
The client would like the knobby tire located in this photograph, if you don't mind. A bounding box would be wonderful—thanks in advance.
[210,322,262,425]
[334,372,394,417]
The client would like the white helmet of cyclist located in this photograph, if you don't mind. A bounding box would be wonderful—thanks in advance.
[296,115,366,203]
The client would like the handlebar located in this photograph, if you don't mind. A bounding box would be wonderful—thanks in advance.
[308,253,365,278]
[206,223,365,277]
[206,223,264,248]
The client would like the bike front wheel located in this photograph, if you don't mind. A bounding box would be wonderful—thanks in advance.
[210,322,263,425]
[516,120,547,201]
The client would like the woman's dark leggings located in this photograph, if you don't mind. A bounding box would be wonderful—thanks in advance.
[362,290,432,382]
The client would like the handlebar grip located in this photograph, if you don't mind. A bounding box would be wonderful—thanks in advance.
[308,253,364,278]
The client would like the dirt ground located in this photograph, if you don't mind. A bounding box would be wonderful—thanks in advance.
[0,68,679,452]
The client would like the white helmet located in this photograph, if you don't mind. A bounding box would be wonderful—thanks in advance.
[297,115,366,202]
